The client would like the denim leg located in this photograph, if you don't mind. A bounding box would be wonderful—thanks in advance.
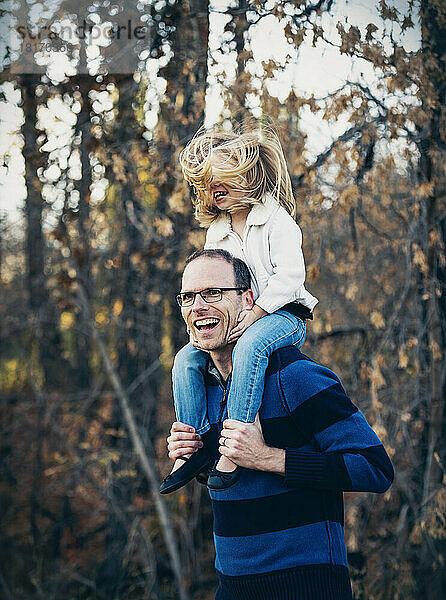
[227,311,306,423]
[172,343,211,435]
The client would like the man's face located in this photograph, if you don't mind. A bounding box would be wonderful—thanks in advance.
[180,257,251,352]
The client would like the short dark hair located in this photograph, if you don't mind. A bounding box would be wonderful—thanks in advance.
[184,249,251,290]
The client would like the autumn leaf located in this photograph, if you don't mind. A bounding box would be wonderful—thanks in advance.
[60,311,75,331]
[398,348,409,368]
[307,263,320,283]
[95,310,108,326]
[113,299,123,316]
[365,23,378,42]
[345,284,358,300]
[154,217,174,237]
[412,244,428,274]
[370,311,385,329]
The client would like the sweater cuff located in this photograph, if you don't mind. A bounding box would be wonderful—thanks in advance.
[284,449,325,488]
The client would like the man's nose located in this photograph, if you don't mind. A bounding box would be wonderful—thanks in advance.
[191,293,209,310]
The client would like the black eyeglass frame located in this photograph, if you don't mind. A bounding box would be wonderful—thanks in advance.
[176,287,248,307]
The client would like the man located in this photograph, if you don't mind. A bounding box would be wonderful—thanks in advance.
[164,249,394,600]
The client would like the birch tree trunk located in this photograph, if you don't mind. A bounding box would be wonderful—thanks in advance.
[22,74,66,387]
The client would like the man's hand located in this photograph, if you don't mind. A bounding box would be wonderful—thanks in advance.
[167,421,203,461]
[227,304,267,344]
[218,414,285,474]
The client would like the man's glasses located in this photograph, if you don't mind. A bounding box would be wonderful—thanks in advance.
[176,287,247,307]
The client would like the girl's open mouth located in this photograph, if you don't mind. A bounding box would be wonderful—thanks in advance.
[213,190,228,201]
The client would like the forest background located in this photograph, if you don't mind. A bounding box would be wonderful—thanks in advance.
[0,0,445,599]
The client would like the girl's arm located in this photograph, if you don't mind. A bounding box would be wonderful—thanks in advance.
[227,304,267,343]
[255,210,309,315]
[227,210,306,342]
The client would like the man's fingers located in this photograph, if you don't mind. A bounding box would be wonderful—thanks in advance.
[171,421,196,433]
[167,433,203,446]
[169,449,194,460]
[168,440,203,453]
[219,445,238,462]
[222,419,245,429]
[168,440,202,453]
[219,436,238,448]
[168,431,201,442]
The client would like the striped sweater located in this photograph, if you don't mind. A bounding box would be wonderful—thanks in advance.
[204,347,394,600]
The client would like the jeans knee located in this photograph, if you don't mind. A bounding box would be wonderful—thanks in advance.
[173,344,194,371]
[232,338,268,363]
[173,344,207,375]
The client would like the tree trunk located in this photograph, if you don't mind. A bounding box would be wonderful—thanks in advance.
[416,2,446,596]
[156,0,210,353]
[233,0,251,127]
[114,73,147,389]
[73,70,93,390]
[22,74,66,388]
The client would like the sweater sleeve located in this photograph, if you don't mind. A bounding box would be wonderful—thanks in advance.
[279,360,394,493]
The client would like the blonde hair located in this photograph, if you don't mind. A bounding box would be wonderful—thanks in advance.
[179,125,296,227]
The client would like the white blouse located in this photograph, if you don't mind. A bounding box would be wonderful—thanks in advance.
[204,193,318,314]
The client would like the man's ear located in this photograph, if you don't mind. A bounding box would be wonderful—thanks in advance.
[242,288,254,310]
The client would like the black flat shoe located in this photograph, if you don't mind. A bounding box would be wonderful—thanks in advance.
[195,464,213,485]
[206,465,242,491]
[159,446,214,494]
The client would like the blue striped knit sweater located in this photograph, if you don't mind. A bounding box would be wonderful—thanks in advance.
[204,347,394,600]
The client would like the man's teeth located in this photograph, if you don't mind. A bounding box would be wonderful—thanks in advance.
[195,318,219,329]
[214,191,228,199]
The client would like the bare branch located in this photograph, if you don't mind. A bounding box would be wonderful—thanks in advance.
[292,115,386,186]
[309,327,371,341]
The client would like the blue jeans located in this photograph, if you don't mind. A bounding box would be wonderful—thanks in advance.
[172,311,306,435]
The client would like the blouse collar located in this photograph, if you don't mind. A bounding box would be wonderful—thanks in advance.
[206,193,279,243]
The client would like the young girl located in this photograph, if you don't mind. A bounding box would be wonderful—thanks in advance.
[159,126,318,493]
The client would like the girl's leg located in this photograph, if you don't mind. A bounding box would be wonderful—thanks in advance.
[172,343,210,435]
[215,311,305,474]
[163,344,213,484]
[228,311,306,423]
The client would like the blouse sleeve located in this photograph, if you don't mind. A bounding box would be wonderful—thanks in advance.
[255,210,307,314]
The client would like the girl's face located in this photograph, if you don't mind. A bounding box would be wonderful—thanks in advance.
[208,152,247,211]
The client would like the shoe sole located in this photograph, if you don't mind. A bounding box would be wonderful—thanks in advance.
[159,456,214,494]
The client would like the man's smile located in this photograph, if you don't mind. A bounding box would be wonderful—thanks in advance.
[194,317,221,332]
